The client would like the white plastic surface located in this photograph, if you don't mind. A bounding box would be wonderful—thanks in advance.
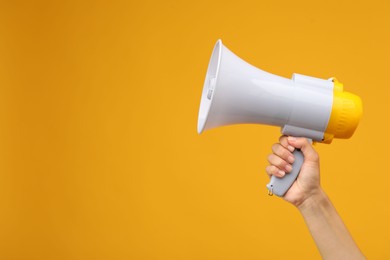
[197,40,334,142]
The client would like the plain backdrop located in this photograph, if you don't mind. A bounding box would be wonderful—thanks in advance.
[0,0,387,259]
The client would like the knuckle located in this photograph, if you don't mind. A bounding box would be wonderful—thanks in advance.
[278,135,287,143]
[271,143,281,154]
[311,151,320,162]
[269,165,278,175]
[279,135,289,146]
[265,165,275,176]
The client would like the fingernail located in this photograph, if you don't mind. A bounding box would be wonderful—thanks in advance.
[278,170,285,177]
[287,145,295,152]
[288,136,297,142]
[285,165,292,172]
[288,155,295,164]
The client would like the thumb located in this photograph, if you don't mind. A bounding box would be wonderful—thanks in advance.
[287,136,319,163]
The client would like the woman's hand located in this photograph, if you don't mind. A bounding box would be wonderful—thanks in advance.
[266,136,322,207]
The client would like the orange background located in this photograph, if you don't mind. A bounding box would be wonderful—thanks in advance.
[0,0,388,259]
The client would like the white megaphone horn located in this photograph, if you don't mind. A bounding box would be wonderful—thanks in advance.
[197,40,362,197]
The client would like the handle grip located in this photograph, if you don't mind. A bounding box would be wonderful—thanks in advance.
[266,149,304,197]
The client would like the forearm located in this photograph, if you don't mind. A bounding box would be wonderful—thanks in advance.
[298,189,365,260]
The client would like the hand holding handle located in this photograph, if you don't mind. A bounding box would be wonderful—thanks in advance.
[266,149,304,197]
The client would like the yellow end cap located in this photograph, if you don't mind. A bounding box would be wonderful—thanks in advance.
[324,90,362,143]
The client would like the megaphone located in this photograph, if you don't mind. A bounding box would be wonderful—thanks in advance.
[197,40,362,197]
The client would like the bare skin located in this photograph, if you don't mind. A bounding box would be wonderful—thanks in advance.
[266,136,365,260]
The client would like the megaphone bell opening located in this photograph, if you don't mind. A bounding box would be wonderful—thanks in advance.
[197,40,222,134]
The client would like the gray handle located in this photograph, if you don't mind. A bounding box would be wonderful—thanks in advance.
[266,149,304,197]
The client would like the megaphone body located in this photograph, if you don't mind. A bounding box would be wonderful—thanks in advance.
[197,40,362,196]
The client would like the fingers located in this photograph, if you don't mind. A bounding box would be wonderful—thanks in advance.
[266,137,295,178]
[267,153,293,173]
[287,137,319,163]
[266,135,319,179]
[279,135,295,153]
[266,165,286,178]
[271,143,295,164]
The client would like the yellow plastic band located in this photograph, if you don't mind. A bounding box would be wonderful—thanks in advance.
[323,79,362,143]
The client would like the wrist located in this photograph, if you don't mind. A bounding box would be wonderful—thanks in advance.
[296,187,328,212]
